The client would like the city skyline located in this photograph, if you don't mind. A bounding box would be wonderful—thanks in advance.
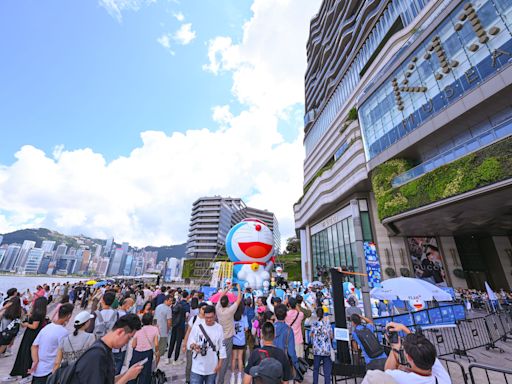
[0,0,322,248]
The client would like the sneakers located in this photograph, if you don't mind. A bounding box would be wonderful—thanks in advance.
[230,373,236,384]
[18,377,32,384]
[237,372,243,384]
[166,358,171,365]
[0,351,12,358]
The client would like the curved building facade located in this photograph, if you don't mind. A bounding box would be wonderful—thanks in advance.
[295,0,512,292]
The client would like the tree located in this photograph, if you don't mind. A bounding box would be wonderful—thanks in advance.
[285,237,300,254]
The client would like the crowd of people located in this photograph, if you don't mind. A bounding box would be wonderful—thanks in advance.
[1,278,509,384]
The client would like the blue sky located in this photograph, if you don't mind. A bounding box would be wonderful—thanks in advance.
[0,0,252,163]
[0,0,320,246]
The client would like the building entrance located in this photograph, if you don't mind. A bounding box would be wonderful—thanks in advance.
[455,235,510,291]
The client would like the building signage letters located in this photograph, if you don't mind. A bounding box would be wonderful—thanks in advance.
[392,2,502,112]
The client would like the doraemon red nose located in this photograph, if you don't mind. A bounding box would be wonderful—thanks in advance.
[238,241,272,259]
[255,224,261,231]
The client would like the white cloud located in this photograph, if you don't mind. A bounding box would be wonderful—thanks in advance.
[173,11,185,22]
[173,23,196,45]
[0,0,321,248]
[99,0,155,22]
[156,34,175,55]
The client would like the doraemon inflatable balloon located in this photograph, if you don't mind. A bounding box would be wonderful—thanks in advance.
[226,218,275,289]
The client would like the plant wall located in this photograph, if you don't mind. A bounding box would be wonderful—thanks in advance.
[372,136,512,220]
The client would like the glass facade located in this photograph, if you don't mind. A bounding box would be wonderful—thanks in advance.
[312,216,362,286]
[304,0,434,156]
[359,0,512,160]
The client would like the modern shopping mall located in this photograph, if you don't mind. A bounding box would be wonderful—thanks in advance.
[294,0,512,292]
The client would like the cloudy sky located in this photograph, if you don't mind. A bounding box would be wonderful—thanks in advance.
[0,0,321,247]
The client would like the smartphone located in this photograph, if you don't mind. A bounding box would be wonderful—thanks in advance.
[137,357,149,366]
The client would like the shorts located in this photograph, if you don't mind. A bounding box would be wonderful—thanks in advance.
[158,336,168,356]
[233,344,246,350]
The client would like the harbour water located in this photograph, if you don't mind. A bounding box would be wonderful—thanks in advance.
[0,275,84,296]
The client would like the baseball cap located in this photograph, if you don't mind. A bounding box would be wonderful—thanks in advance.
[74,311,94,326]
[249,357,283,384]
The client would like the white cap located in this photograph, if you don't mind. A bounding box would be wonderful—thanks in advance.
[74,311,94,326]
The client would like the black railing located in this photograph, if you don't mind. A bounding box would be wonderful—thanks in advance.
[439,357,469,384]
[468,363,512,384]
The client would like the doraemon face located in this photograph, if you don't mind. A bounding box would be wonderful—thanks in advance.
[226,218,274,263]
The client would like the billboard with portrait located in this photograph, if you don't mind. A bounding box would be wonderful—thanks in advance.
[407,237,448,287]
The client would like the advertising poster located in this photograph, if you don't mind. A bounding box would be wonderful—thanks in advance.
[363,241,382,288]
[407,237,448,287]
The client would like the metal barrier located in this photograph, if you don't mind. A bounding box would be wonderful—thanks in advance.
[468,363,512,384]
[439,357,469,384]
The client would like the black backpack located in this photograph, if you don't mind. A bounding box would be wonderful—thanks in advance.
[46,344,102,384]
[354,325,384,358]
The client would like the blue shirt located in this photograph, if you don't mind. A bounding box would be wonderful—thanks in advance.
[273,321,298,366]
[244,306,255,330]
[351,324,386,364]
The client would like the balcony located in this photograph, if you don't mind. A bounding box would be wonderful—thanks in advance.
[392,119,512,188]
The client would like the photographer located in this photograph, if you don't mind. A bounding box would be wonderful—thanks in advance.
[383,322,451,384]
[187,305,226,384]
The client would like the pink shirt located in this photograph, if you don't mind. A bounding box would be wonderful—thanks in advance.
[133,325,159,352]
[285,309,304,344]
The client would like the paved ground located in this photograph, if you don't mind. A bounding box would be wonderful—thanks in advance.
[0,305,510,383]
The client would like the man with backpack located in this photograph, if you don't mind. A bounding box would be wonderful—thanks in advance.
[244,321,292,384]
[94,291,123,374]
[350,314,387,370]
[273,305,298,373]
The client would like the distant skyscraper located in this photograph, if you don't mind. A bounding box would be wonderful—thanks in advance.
[37,254,51,275]
[41,240,56,253]
[79,250,91,273]
[104,237,114,257]
[0,235,3,245]
[97,257,110,277]
[14,240,36,271]
[108,248,124,276]
[0,244,21,271]
[94,244,102,259]
[0,247,6,268]
[24,248,44,274]
[55,244,67,260]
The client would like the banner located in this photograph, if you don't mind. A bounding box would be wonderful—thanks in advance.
[363,241,382,288]
[407,237,448,287]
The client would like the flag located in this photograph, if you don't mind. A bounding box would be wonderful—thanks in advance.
[485,281,498,301]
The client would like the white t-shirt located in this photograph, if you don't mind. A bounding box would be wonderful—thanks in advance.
[187,322,226,376]
[188,316,205,329]
[154,303,172,336]
[33,323,69,377]
[385,359,452,384]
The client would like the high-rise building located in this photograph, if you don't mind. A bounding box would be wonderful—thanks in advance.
[104,237,114,257]
[295,0,512,291]
[14,240,36,271]
[97,257,110,277]
[186,196,246,259]
[41,240,56,253]
[0,244,21,271]
[54,244,67,260]
[38,254,52,275]
[24,248,45,274]
[107,248,124,276]
[79,249,91,273]
[244,207,281,254]
[0,235,3,245]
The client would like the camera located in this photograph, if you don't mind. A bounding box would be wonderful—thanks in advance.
[199,340,208,356]
[385,325,399,344]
